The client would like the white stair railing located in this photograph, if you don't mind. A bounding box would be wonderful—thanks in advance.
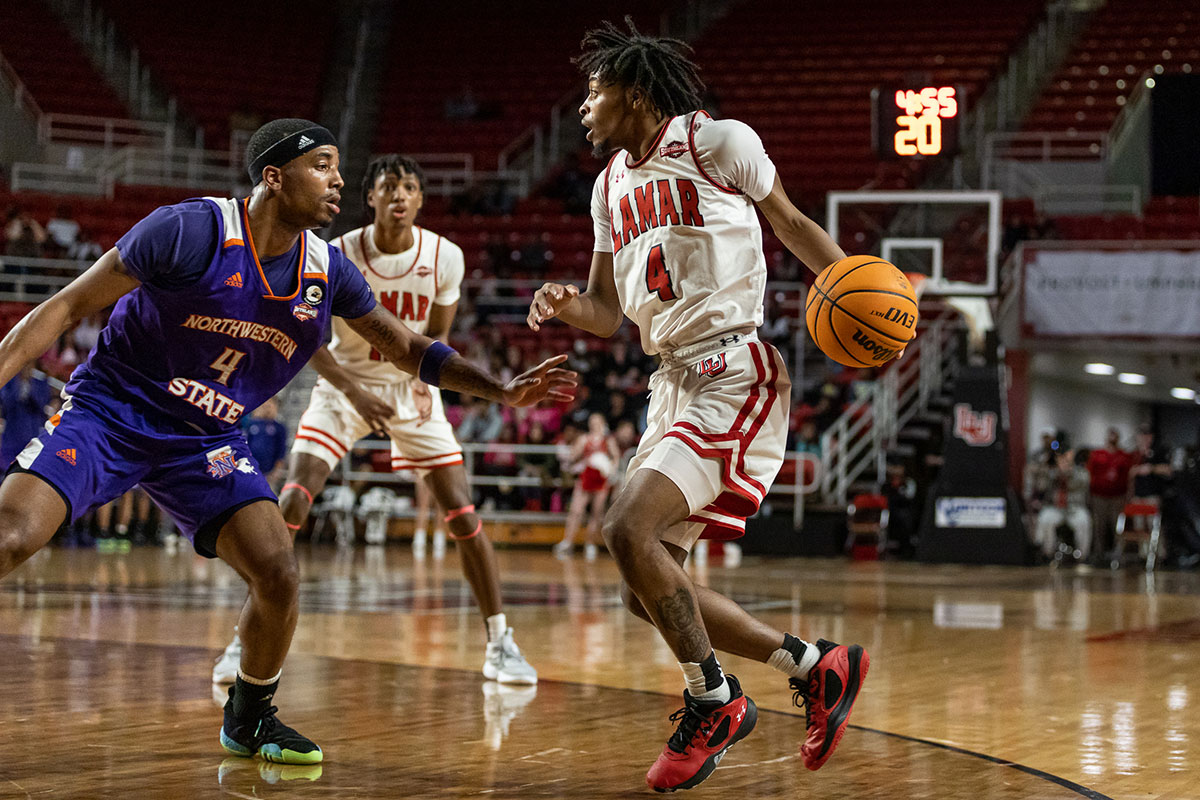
[819,320,960,506]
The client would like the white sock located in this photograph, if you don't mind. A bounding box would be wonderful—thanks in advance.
[767,634,819,678]
[679,654,731,704]
[486,613,507,642]
[414,528,427,539]
[237,668,281,685]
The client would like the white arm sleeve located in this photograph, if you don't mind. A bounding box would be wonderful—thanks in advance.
[591,173,614,254]
[434,237,465,305]
[693,118,777,202]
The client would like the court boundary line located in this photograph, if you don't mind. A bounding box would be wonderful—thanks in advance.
[836,723,1115,800]
[2,633,1116,799]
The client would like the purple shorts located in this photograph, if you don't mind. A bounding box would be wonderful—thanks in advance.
[8,392,275,558]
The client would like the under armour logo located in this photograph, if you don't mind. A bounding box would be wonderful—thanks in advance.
[297,135,314,149]
[719,335,740,347]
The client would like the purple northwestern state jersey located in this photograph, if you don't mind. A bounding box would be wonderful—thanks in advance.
[9,197,374,557]
[66,197,373,435]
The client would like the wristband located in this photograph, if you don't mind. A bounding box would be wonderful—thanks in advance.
[418,341,456,386]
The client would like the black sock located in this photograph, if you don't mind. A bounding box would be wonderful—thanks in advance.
[782,633,807,666]
[699,651,724,692]
[232,674,279,719]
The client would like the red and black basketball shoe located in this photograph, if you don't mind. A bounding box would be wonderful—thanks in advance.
[792,639,869,770]
[646,674,758,792]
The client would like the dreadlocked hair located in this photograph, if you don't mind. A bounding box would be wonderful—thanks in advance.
[573,16,704,118]
[361,154,426,209]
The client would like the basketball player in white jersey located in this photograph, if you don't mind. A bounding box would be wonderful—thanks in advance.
[213,155,537,687]
[528,19,869,791]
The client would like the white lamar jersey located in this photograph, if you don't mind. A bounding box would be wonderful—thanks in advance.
[330,224,465,383]
[591,111,777,356]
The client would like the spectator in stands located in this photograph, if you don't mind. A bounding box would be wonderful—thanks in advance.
[67,230,104,263]
[242,396,289,491]
[518,420,558,510]
[760,291,791,345]
[456,396,503,443]
[1130,424,1172,502]
[1086,427,1133,562]
[1128,424,1174,560]
[4,207,47,259]
[601,390,638,430]
[1033,448,1092,562]
[1030,426,1060,465]
[793,419,822,457]
[0,364,51,468]
[71,310,106,358]
[480,421,521,510]
[44,205,80,255]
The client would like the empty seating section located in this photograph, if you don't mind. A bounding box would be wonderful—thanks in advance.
[1025,0,1200,134]
[692,0,1046,212]
[98,0,333,150]
[0,0,128,118]
[371,1,672,170]
[1003,196,1200,244]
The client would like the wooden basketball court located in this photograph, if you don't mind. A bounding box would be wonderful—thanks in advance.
[0,545,1192,799]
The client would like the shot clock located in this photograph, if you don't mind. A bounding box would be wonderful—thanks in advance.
[872,84,963,159]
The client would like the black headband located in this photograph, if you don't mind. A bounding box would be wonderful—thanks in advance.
[247,125,338,182]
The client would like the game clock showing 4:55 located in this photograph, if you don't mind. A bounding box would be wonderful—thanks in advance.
[871,85,963,159]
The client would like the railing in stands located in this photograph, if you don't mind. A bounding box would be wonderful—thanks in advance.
[39,113,173,151]
[1,48,178,158]
[982,131,1109,191]
[0,46,45,121]
[819,320,960,506]
[44,0,187,132]
[336,440,821,527]
[1033,183,1142,215]
[0,258,79,303]
[12,145,248,197]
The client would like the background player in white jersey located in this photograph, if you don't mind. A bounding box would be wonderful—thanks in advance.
[213,155,538,687]
[528,19,869,792]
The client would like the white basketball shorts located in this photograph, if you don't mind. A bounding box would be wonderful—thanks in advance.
[627,333,791,550]
[292,378,463,475]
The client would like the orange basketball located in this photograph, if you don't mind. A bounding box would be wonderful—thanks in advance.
[805,256,919,368]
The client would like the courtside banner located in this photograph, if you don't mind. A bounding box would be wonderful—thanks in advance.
[1024,250,1200,337]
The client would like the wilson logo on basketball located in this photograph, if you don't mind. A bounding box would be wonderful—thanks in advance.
[851,329,899,362]
[953,403,998,447]
[659,140,688,159]
[870,306,916,328]
[696,352,728,378]
[56,448,77,466]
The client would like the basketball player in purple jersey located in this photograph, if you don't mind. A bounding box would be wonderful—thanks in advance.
[0,118,575,765]
[215,155,538,687]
